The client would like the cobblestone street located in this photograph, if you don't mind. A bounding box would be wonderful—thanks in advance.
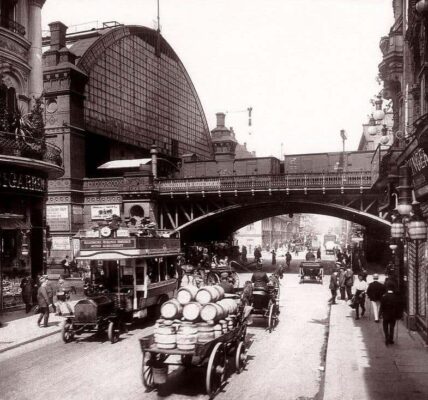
[0,268,330,400]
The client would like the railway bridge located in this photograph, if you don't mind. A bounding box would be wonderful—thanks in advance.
[152,170,389,241]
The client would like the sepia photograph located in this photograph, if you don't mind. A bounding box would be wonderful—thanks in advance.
[0,1,428,399]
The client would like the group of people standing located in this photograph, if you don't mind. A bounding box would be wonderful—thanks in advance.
[329,267,403,346]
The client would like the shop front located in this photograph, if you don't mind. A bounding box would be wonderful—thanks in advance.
[391,144,428,339]
[0,163,62,310]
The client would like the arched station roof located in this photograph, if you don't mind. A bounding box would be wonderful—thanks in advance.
[69,25,213,160]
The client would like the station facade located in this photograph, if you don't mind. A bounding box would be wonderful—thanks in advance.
[42,22,214,265]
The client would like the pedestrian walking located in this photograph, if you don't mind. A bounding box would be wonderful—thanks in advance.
[241,245,247,263]
[271,249,276,265]
[366,274,386,322]
[353,274,368,320]
[37,277,55,327]
[329,271,339,305]
[379,282,404,345]
[337,266,346,300]
[20,274,33,313]
[285,251,292,269]
[61,255,71,276]
[55,277,73,315]
[254,246,262,264]
[344,267,354,300]
[316,247,321,260]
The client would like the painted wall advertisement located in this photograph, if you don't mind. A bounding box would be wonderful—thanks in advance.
[91,204,120,220]
[46,205,70,231]
[51,236,71,250]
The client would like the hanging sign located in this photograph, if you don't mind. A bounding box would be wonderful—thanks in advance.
[91,205,120,220]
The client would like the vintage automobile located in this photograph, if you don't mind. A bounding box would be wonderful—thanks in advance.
[299,261,323,284]
[62,294,124,343]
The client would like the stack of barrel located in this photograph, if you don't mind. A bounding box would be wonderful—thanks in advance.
[153,285,239,351]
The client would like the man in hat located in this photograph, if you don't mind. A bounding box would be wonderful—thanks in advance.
[337,265,347,300]
[251,262,269,289]
[379,282,404,345]
[219,272,234,294]
[37,276,54,327]
[367,274,386,322]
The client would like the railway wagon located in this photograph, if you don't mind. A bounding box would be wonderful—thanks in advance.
[284,151,374,174]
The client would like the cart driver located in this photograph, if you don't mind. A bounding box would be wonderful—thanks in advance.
[219,272,234,294]
[251,262,269,290]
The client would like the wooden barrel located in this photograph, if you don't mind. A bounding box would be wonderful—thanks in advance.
[195,286,221,305]
[217,298,237,315]
[182,302,202,321]
[154,325,176,349]
[196,322,215,343]
[391,222,404,238]
[225,317,234,330]
[200,302,227,322]
[212,285,225,300]
[177,285,198,305]
[219,319,228,333]
[161,299,183,319]
[176,324,198,351]
[213,324,222,338]
[154,319,165,329]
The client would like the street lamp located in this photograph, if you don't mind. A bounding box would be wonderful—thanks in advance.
[340,129,347,173]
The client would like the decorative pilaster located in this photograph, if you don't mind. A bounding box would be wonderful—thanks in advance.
[28,0,46,101]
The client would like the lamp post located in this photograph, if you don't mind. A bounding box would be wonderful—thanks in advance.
[340,129,347,172]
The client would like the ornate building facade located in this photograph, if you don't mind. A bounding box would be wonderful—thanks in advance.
[375,0,428,341]
[0,0,63,309]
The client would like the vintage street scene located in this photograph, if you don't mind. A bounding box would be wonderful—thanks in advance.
[1,1,428,399]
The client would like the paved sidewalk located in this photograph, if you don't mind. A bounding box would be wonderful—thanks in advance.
[324,296,428,400]
[0,302,76,353]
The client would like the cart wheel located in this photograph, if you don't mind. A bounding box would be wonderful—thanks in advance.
[235,341,247,373]
[206,342,226,398]
[61,320,74,343]
[141,352,155,390]
[231,272,240,289]
[207,272,220,285]
[181,354,193,368]
[268,303,276,333]
[108,321,120,344]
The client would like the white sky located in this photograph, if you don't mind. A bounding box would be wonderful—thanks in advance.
[42,0,394,158]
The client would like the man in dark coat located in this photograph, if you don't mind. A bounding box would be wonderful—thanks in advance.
[37,277,54,327]
[285,251,292,268]
[344,267,354,300]
[329,271,339,304]
[366,274,386,322]
[241,245,247,263]
[20,275,33,313]
[254,247,262,264]
[379,283,403,345]
[251,263,269,289]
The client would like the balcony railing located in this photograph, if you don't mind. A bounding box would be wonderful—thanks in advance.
[0,17,26,36]
[158,171,373,193]
[0,130,62,166]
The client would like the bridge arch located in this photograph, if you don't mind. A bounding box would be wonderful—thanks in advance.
[175,200,390,241]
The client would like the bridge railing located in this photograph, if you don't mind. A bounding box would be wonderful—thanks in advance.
[158,171,373,193]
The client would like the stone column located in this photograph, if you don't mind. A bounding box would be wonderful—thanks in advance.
[28,0,46,101]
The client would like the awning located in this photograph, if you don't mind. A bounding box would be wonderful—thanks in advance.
[97,159,152,170]
[0,214,31,230]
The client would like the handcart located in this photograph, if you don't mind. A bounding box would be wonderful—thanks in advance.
[139,310,250,398]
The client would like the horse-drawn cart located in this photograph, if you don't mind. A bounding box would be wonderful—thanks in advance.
[139,309,250,398]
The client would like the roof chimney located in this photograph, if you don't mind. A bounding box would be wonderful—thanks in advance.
[216,112,226,128]
[49,21,68,51]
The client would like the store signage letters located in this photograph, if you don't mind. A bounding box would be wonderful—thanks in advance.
[0,171,46,192]
[81,238,136,250]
